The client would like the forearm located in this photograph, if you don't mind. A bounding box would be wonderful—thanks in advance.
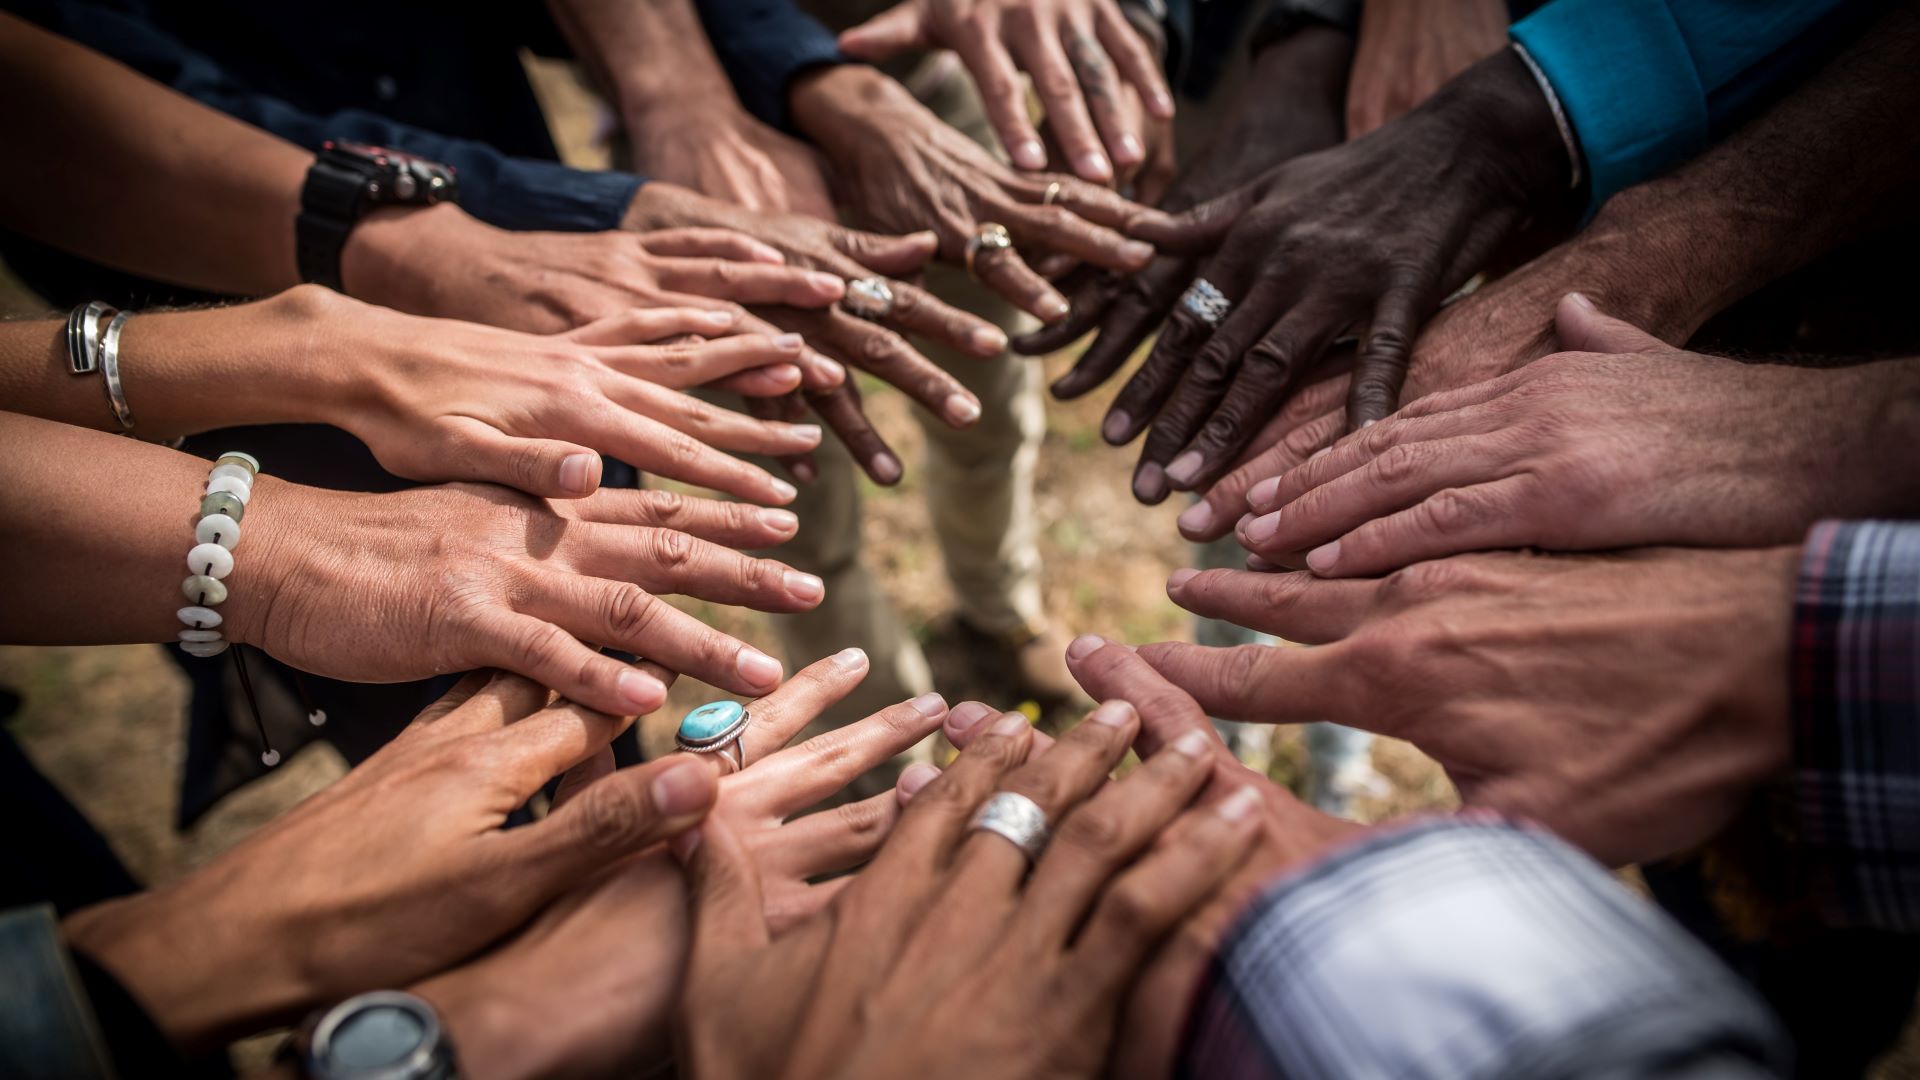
[0,13,307,296]
[0,412,294,648]
[549,0,744,121]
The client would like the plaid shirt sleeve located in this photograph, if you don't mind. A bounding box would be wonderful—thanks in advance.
[1793,519,1920,931]
[1179,816,1790,1080]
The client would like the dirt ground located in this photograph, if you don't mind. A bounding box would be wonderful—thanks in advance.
[4,55,1916,1077]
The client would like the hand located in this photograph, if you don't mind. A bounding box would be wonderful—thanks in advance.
[1154,546,1799,866]
[838,0,1173,184]
[1120,48,1571,502]
[61,671,718,1054]
[679,697,1258,1080]
[1345,0,1509,138]
[1017,24,1352,402]
[411,650,953,1080]
[264,287,819,505]
[224,481,811,716]
[790,64,1156,323]
[1238,297,1920,575]
[629,105,837,219]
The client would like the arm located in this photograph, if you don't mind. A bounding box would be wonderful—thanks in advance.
[1184,817,1791,1079]
[1793,520,1920,933]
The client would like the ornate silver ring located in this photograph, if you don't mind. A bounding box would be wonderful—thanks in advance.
[965,222,1014,278]
[968,791,1051,863]
[1180,278,1231,328]
[842,277,895,321]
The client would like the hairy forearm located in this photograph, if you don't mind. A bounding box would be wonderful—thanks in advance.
[548,0,743,118]
[1578,2,1920,341]
[0,13,309,296]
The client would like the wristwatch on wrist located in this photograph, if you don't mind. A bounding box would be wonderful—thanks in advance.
[297,141,458,291]
[288,990,458,1080]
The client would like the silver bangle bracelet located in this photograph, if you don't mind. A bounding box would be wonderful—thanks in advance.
[1511,42,1583,192]
[99,310,136,433]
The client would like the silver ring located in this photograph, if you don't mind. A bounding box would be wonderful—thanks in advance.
[1179,278,1231,328]
[965,222,1014,278]
[675,700,752,774]
[842,276,895,320]
[968,791,1050,863]
[1041,181,1063,207]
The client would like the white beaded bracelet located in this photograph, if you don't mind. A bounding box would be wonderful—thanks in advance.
[177,451,260,659]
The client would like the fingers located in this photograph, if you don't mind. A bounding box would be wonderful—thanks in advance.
[948,700,1141,896]
[1178,404,1345,542]
[581,406,797,506]
[1096,6,1174,120]
[653,256,846,309]
[873,277,1009,358]
[1346,281,1425,429]
[552,746,615,808]
[806,383,904,486]
[837,0,930,59]
[744,691,950,816]
[515,575,784,697]
[479,696,633,793]
[1164,568,1376,643]
[606,379,822,459]
[550,522,823,612]
[473,612,670,717]
[865,712,1035,881]
[1162,301,1347,494]
[951,21,1046,171]
[564,306,751,347]
[1008,199,1154,272]
[944,700,1058,755]
[1298,476,1539,577]
[428,419,603,499]
[1062,635,1235,762]
[679,813,773,973]
[405,670,544,737]
[1016,723,1214,950]
[778,308,981,428]
[1047,259,1192,400]
[756,790,903,884]
[732,647,874,764]
[1009,265,1108,357]
[710,364,806,398]
[600,331,815,390]
[1066,788,1260,984]
[1131,640,1340,727]
[830,226,941,277]
[1554,292,1672,355]
[567,488,800,549]
[1011,19,1109,183]
[972,244,1072,323]
[1064,23,1142,174]
[636,227,787,265]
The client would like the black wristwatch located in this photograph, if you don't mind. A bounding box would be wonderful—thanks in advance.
[286,990,457,1080]
[297,141,458,291]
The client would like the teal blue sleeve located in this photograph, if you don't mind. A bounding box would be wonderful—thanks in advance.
[1511,0,1873,212]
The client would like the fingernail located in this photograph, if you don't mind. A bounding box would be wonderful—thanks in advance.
[1133,463,1167,502]
[773,333,805,350]
[758,508,799,534]
[947,700,995,735]
[785,571,825,602]
[971,326,1009,354]
[1361,419,1378,428]
[1149,90,1175,116]
[792,460,818,485]
[1041,296,1071,322]
[1306,540,1340,573]
[618,668,666,710]
[652,760,714,816]
[815,356,847,385]
[991,711,1031,736]
[1120,240,1154,266]
[911,230,940,247]
[1102,410,1132,445]
[737,649,783,686]
[808,271,846,294]
[1066,633,1105,660]
[1117,133,1144,164]
[1567,291,1595,311]
[1176,501,1213,534]
[1089,700,1135,728]
[702,309,738,328]
[1172,730,1211,758]
[910,691,947,717]
[1216,785,1262,821]
[1166,451,1203,487]
[1075,151,1112,181]
[1014,139,1046,169]
[770,477,798,502]
[559,452,597,494]
[834,646,869,671]
[898,762,941,798]
[1167,567,1198,592]
[1247,477,1282,509]
[1246,511,1281,544]
[946,394,982,424]
[793,423,823,445]
[872,453,903,484]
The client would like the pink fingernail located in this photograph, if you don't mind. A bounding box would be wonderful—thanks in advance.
[898,762,941,798]
[1216,786,1262,821]
[559,453,598,495]
[1306,541,1341,573]
[1246,511,1281,543]
[1075,151,1112,181]
[972,327,1009,354]
[1089,700,1136,727]
[1014,139,1047,169]
[910,691,947,717]
[1172,731,1211,758]
[702,309,738,328]
[737,649,783,686]
[1177,502,1213,534]
[758,508,799,534]
[991,711,1031,736]
[1133,463,1167,502]
[1066,633,1105,660]
[1041,296,1071,321]
[770,478,798,502]
[773,333,804,350]
[872,453,903,485]
[1102,410,1132,444]
[808,271,846,293]
[1247,477,1282,509]
[947,701,995,735]
[833,647,869,671]
[617,668,666,711]
[1166,567,1198,592]
[785,571,825,602]
[1166,451,1204,486]
[947,394,982,424]
[652,760,714,816]
[1116,133,1144,164]
[1119,240,1154,265]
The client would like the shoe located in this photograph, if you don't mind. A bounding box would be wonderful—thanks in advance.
[949,617,1096,715]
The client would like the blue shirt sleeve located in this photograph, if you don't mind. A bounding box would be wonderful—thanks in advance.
[9,0,640,233]
[1510,0,1878,212]
[691,0,849,132]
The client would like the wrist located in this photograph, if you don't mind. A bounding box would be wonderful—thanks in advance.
[1425,47,1572,210]
[339,202,494,318]
[216,473,312,654]
[789,64,901,156]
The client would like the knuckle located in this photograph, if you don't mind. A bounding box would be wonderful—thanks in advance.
[1419,487,1483,537]
[604,583,664,639]
[645,489,690,526]
[1055,804,1127,857]
[1378,559,1463,605]
[1218,645,1269,692]
[1370,443,1424,487]
[509,621,570,674]
[1098,879,1169,937]
[858,328,907,366]
[833,797,893,842]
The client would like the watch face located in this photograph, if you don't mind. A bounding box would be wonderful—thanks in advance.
[310,991,448,1079]
[332,1005,428,1069]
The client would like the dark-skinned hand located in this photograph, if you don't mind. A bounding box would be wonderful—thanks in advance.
[1015,24,1353,424]
[790,64,1156,324]
[1118,47,1572,504]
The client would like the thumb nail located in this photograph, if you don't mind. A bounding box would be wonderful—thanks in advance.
[1566,291,1595,311]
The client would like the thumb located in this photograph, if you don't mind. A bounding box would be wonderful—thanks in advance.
[1554,293,1670,355]
[832,227,940,276]
[838,2,929,59]
[678,814,771,965]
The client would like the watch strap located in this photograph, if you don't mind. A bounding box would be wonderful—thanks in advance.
[296,155,376,292]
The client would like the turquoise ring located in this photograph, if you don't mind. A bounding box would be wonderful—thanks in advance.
[676,700,752,773]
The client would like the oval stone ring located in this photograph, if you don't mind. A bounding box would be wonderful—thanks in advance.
[842,276,895,321]
[675,700,752,773]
